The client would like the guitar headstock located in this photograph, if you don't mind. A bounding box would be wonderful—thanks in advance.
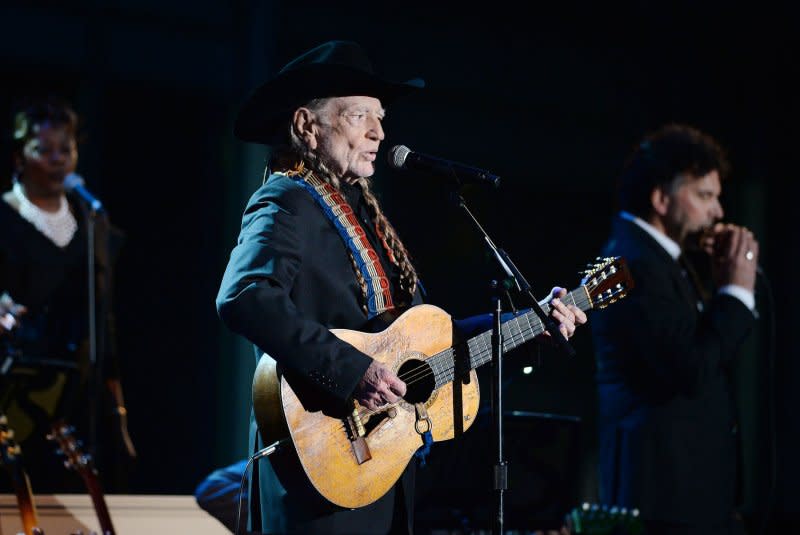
[48,421,113,535]
[580,256,634,310]
[47,420,93,473]
[0,414,23,467]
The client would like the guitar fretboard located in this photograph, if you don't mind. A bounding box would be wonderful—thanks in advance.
[427,286,591,389]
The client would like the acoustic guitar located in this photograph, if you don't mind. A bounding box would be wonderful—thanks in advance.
[0,414,41,535]
[252,256,634,509]
[47,420,116,535]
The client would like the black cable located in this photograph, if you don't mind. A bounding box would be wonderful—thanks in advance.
[756,266,776,535]
[234,439,287,535]
[234,456,256,535]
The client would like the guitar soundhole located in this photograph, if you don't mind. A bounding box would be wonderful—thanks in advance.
[397,358,435,404]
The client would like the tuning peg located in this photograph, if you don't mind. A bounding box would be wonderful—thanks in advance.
[0,415,7,425]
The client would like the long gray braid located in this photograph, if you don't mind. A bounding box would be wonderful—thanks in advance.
[279,98,418,308]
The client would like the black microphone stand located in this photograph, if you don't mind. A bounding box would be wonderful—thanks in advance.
[452,192,574,535]
[77,199,106,463]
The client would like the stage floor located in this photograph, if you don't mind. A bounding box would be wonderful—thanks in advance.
[0,494,229,534]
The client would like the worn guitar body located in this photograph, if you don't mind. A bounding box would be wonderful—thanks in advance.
[253,304,479,509]
[252,257,633,510]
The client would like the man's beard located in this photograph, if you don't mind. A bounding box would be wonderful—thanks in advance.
[683,223,715,253]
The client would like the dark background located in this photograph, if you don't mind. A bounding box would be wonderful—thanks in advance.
[1,1,797,532]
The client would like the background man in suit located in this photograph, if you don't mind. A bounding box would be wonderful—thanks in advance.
[590,123,759,535]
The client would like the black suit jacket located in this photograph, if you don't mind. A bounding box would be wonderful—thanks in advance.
[216,174,422,534]
[590,215,755,525]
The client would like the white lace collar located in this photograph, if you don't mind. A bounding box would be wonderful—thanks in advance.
[12,182,77,248]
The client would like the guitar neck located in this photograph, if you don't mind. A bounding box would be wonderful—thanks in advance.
[12,466,39,535]
[429,285,591,388]
[45,419,117,535]
[79,468,115,535]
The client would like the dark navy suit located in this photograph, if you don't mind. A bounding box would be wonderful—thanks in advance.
[590,215,755,533]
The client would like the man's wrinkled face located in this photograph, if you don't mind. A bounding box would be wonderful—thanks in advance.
[313,96,385,181]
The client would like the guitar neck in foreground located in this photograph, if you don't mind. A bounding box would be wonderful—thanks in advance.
[427,255,632,390]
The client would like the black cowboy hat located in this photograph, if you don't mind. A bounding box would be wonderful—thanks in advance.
[234,40,425,145]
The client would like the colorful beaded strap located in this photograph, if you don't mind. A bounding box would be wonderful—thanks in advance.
[295,171,395,318]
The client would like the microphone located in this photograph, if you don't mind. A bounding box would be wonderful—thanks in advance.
[64,173,104,213]
[388,145,500,188]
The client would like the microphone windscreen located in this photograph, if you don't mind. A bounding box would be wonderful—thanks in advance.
[63,173,85,190]
[388,145,411,169]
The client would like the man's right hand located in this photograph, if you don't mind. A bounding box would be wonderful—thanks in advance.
[0,292,26,335]
[705,223,759,291]
[353,360,406,410]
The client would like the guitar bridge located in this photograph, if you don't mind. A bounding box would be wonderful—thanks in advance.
[344,406,372,465]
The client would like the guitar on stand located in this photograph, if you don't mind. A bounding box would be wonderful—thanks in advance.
[47,420,116,535]
[0,414,41,535]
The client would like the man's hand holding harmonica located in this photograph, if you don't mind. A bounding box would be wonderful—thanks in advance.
[700,222,759,293]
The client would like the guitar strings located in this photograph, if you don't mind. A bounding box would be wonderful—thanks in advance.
[347,307,559,423]
[263,286,600,453]
[280,281,611,454]
[338,289,593,426]
[368,305,552,390]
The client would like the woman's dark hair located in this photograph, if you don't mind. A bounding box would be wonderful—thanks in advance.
[617,123,730,218]
[11,97,80,160]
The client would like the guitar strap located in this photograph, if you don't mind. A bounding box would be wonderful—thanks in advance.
[107,378,137,458]
[413,403,433,466]
[413,403,431,435]
[294,169,396,319]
